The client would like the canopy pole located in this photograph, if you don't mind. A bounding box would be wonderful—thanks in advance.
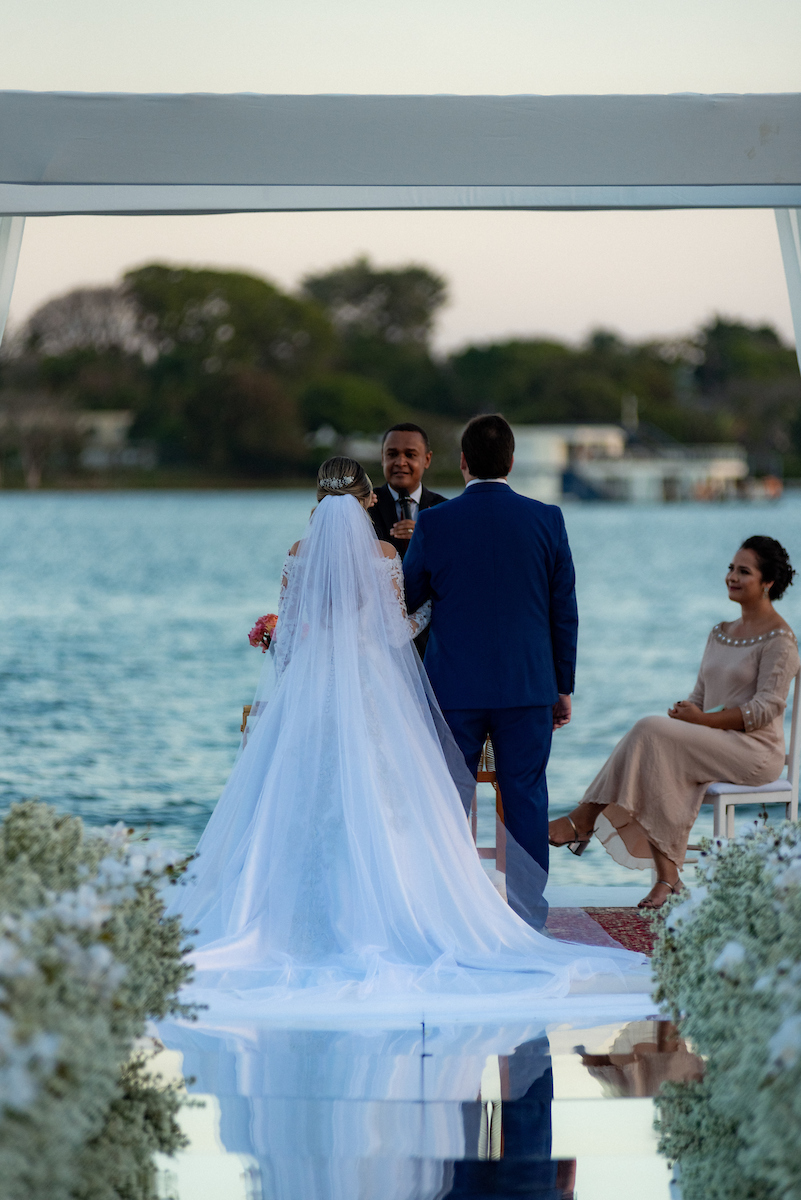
[0,216,24,349]
[776,209,801,375]
[0,216,25,349]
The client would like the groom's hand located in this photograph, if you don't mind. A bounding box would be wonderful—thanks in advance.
[390,518,416,541]
[552,694,572,730]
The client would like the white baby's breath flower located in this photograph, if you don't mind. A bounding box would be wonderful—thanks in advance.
[698,856,716,882]
[714,941,747,973]
[125,853,148,879]
[92,821,131,849]
[775,861,801,890]
[0,939,36,979]
[768,1015,801,1070]
[47,885,112,929]
[665,885,708,930]
[0,1018,61,1113]
[0,1062,37,1111]
[142,842,178,873]
[51,935,127,993]
[736,821,761,841]
[96,855,128,884]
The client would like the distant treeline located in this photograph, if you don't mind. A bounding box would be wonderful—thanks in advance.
[0,257,799,485]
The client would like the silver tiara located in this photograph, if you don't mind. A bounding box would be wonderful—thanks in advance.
[320,476,354,489]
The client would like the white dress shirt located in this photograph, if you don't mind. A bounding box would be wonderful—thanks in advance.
[388,482,423,521]
[465,478,509,487]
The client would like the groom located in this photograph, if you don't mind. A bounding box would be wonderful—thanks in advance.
[403,414,578,924]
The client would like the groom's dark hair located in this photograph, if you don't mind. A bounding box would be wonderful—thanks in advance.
[461,414,515,479]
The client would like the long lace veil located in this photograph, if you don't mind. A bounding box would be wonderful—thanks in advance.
[242,493,475,807]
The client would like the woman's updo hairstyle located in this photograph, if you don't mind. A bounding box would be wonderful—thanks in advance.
[316,456,372,504]
[740,535,796,601]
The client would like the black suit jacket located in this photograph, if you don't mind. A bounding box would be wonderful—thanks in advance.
[369,483,448,561]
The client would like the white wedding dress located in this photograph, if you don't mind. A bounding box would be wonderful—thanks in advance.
[166,494,650,1022]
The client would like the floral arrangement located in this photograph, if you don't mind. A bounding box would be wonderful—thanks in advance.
[651,819,801,1200]
[0,801,194,1200]
[248,613,278,652]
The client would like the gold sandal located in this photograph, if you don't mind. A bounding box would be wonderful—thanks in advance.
[548,814,594,857]
[638,879,682,910]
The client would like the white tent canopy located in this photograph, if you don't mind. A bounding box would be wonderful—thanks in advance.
[0,91,799,359]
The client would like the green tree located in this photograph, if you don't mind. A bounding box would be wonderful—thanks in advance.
[445,330,733,443]
[124,265,334,475]
[301,256,450,415]
[694,318,801,474]
[37,348,149,414]
[300,373,404,436]
[302,255,446,347]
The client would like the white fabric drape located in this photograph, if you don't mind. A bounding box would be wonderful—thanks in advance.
[0,215,24,347]
[776,208,801,376]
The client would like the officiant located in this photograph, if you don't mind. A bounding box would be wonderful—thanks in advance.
[369,423,447,559]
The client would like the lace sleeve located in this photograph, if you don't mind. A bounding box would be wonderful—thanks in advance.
[741,632,800,732]
[408,599,432,637]
[280,553,293,596]
[273,554,296,678]
[380,554,431,640]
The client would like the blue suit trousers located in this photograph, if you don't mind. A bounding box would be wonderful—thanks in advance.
[443,705,553,887]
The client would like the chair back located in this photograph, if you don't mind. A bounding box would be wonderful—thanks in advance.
[786,669,801,812]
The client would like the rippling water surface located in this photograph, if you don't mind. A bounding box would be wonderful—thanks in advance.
[3,489,800,886]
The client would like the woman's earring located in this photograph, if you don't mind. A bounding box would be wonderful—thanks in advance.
[764,585,771,598]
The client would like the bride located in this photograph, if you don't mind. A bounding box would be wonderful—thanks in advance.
[166,457,649,1020]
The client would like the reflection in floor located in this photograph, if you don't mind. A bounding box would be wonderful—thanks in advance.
[152,886,690,1200]
[151,1014,699,1200]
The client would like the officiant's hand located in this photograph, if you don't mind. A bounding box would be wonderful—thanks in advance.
[553,694,572,729]
[390,518,416,541]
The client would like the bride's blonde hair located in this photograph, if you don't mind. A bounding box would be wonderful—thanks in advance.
[316,456,372,503]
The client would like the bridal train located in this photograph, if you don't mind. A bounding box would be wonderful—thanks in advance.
[166,492,650,1021]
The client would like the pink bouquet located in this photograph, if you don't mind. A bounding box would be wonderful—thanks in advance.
[248,613,278,653]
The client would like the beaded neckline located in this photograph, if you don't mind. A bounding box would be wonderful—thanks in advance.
[713,623,797,647]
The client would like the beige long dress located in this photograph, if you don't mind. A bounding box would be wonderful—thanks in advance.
[587,623,799,871]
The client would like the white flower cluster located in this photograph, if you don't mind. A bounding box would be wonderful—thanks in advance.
[0,812,185,1114]
[664,884,708,931]
[78,831,180,908]
[768,1013,801,1070]
[652,818,801,1200]
[712,939,746,974]
[0,802,192,1200]
[0,1013,60,1112]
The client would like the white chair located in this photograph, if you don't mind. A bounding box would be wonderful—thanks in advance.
[699,667,801,841]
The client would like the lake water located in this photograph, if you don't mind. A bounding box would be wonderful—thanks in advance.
[3,489,801,888]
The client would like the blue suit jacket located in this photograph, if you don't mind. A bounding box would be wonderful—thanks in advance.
[403,482,578,710]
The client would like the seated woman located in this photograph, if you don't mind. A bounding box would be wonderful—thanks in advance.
[549,536,799,910]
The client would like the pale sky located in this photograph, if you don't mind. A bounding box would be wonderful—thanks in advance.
[3,0,800,351]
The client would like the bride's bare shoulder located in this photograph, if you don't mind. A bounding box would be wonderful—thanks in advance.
[378,541,399,559]
[288,541,301,557]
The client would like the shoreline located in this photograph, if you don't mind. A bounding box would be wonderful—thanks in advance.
[0,469,466,493]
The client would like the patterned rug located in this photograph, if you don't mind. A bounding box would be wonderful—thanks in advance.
[545,907,657,956]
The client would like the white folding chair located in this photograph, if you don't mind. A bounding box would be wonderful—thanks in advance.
[700,667,801,841]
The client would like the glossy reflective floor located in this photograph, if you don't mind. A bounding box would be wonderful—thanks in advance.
[152,1007,690,1200]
